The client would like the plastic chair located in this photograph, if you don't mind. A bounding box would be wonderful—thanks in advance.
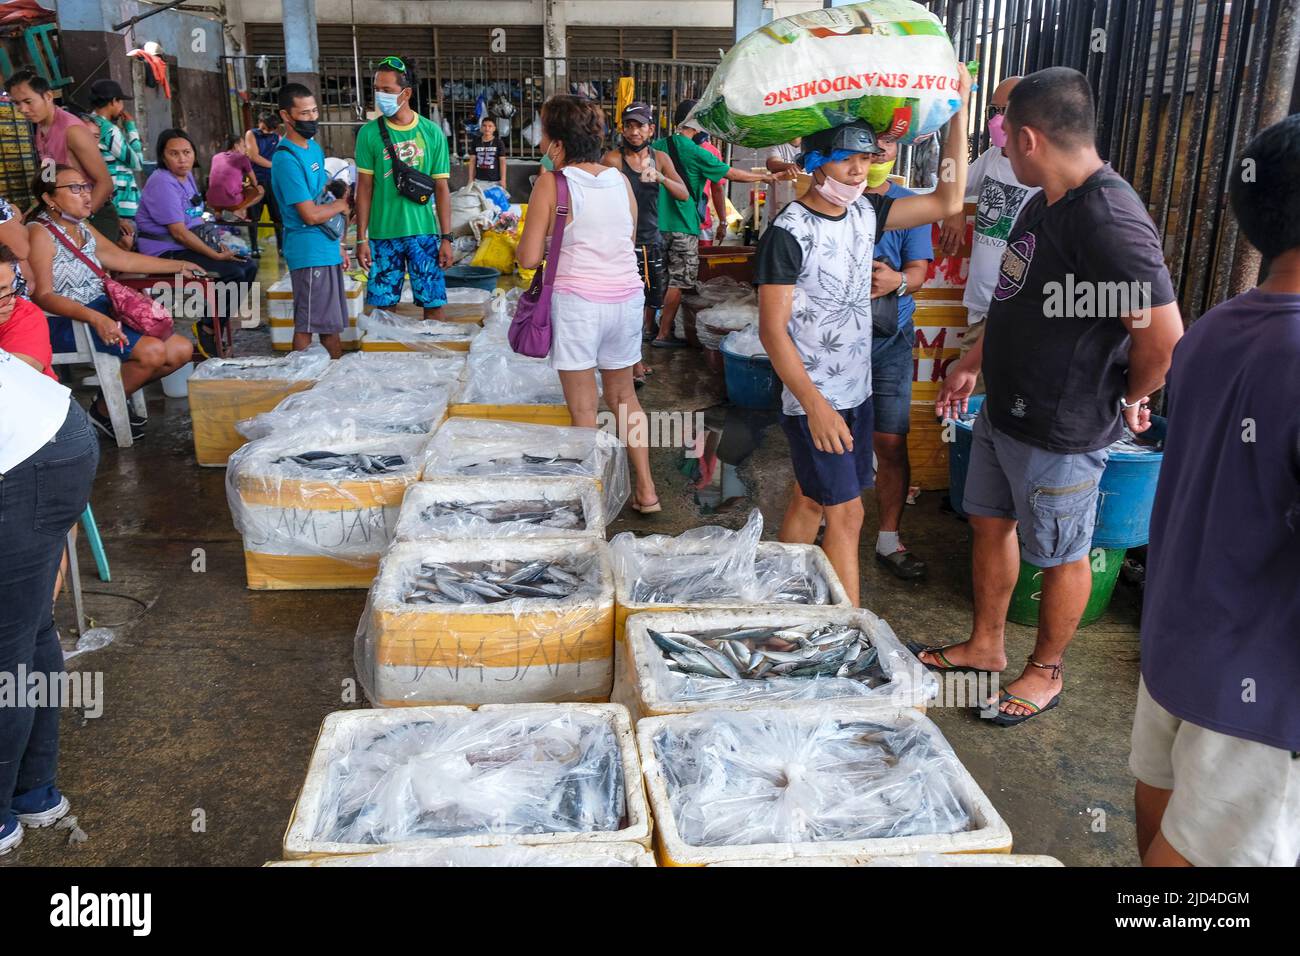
[48,317,147,449]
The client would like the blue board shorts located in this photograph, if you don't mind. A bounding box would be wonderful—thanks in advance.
[871,323,913,436]
[366,234,447,309]
[963,412,1109,567]
[780,398,875,507]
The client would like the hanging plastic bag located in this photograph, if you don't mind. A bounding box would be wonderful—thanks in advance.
[471,230,518,274]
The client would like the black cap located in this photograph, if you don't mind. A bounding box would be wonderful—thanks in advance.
[800,121,885,160]
[621,101,654,126]
[673,99,698,129]
[90,78,132,102]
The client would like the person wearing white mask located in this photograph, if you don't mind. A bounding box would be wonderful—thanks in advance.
[938,76,1040,377]
[754,66,972,606]
[354,55,453,321]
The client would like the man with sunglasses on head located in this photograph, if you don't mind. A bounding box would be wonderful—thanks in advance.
[354,55,453,321]
[938,76,1040,378]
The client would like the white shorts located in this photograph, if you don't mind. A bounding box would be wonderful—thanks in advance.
[550,290,644,372]
[1130,677,1300,866]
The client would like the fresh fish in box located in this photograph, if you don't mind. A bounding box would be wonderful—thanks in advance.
[649,622,886,686]
[403,558,595,606]
[421,499,585,530]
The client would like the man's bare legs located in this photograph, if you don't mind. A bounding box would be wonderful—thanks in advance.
[779,482,863,606]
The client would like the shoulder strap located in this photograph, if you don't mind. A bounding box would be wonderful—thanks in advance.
[377,118,413,175]
[42,220,109,282]
[1015,173,1132,238]
[541,172,571,290]
[870,194,895,245]
[665,136,694,198]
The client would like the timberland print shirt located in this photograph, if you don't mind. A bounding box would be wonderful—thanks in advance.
[754,194,889,416]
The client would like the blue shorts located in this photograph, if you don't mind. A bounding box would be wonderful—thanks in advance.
[963,412,1109,567]
[781,399,875,507]
[47,295,144,360]
[871,323,913,435]
[366,235,447,309]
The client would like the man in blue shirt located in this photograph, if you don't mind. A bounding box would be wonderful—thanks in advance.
[867,139,934,580]
[271,83,351,358]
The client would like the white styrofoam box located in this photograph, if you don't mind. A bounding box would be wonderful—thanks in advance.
[637,705,1014,867]
[709,853,1061,867]
[266,273,365,319]
[393,477,607,542]
[283,703,652,858]
[359,538,616,707]
[266,843,655,867]
[618,607,937,721]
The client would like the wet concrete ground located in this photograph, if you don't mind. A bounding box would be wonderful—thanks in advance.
[7,266,1145,867]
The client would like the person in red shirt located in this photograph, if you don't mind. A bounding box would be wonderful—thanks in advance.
[0,251,53,379]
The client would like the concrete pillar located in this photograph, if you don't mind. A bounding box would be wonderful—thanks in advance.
[734,0,773,43]
[283,0,321,95]
[543,0,567,98]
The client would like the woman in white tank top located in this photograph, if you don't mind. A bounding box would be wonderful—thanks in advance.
[518,95,661,514]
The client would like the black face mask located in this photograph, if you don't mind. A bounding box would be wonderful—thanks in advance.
[293,119,318,139]
[624,139,651,153]
[692,131,709,145]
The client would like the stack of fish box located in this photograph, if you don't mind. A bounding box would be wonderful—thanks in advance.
[450,340,574,426]
[188,347,331,467]
[393,477,607,542]
[266,843,656,867]
[440,287,492,324]
[357,309,478,352]
[226,430,427,590]
[617,607,937,721]
[267,273,366,351]
[419,419,630,525]
[636,704,1013,867]
[356,537,616,706]
[281,703,652,858]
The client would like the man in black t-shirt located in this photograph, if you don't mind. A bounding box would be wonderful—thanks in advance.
[927,68,1184,727]
[467,117,507,195]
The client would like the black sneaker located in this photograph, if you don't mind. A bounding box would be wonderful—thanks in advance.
[87,402,145,442]
[95,391,145,430]
[192,321,219,359]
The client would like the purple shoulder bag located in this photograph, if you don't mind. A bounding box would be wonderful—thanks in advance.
[508,171,570,358]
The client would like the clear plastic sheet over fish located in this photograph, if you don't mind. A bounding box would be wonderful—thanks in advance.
[321,350,467,395]
[652,709,972,848]
[190,342,331,381]
[358,309,479,350]
[309,708,628,844]
[237,383,453,441]
[610,509,837,606]
[273,844,647,866]
[226,429,428,564]
[421,419,629,521]
[394,478,606,541]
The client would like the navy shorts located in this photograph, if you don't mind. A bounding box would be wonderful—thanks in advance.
[871,322,913,435]
[963,412,1109,567]
[781,399,875,506]
[366,234,447,309]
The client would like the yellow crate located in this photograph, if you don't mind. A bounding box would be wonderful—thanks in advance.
[447,402,573,427]
[360,339,471,353]
[243,551,380,590]
[188,378,314,467]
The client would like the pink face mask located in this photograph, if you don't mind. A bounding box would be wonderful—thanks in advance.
[988,113,1008,149]
[813,172,868,207]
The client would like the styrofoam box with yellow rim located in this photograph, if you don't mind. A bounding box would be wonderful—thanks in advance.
[188,349,331,467]
[359,538,616,706]
[320,350,467,402]
[393,477,607,542]
[612,540,852,638]
[451,342,574,426]
[227,431,428,590]
[615,607,937,722]
[266,842,655,867]
[357,310,478,352]
[282,703,652,858]
[637,705,1014,867]
[267,273,366,351]
[709,853,1060,867]
[419,418,630,523]
[439,287,492,323]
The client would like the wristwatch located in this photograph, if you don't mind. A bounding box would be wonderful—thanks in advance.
[439,233,452,243]
[896,275,909,297]
[1119,396,1144,410]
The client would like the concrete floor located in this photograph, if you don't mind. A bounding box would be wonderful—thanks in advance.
[5,274,1146,867]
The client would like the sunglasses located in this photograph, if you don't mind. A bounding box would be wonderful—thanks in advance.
[0,283,16,304]
[987,104,1007,119]
[378,56,407,73]
[56,182,94,195]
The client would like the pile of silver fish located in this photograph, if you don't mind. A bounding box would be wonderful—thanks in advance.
[319,713,627,843]
[275,451,408,474]
[654,713,971,847]
[451,453,589,478]
[648,622,886,686]
[629,557,830,605]
[419,499,586,530]
[403,558,593,605]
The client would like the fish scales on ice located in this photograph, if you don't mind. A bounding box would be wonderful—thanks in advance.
[402,558,597,606]
[648,622,887,686]
[420,499,585,530]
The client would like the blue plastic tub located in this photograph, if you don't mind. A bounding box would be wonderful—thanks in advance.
[720,337,782,409]
[947,396,1166,547]
[444,265,501,293]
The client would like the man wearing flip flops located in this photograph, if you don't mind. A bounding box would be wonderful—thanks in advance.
[928,68,1183,726]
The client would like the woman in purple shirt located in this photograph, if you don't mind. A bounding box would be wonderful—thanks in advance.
[135,129,258,358]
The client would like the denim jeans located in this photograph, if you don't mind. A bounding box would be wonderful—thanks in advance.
[0,400,99,820]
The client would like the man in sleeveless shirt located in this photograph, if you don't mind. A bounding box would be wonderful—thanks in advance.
[6,71,111,216]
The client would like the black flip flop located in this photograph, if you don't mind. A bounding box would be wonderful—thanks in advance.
[905,641,999,676]
[990,688,1062,727]
[651,337,689,349]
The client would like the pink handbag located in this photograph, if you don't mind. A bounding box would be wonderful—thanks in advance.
[44,221,175,340]
[508,171,570,359]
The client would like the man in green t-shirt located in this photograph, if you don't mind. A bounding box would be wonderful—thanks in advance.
[651,99,773,347]
[355,55,453,319]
